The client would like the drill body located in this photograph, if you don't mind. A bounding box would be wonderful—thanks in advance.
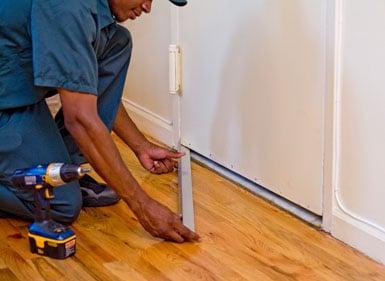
[9,163,90,259]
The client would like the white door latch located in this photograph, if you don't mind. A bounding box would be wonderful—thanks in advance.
[169,45,182,95]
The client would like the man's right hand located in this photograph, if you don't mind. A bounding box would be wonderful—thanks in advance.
[132,195,200,243]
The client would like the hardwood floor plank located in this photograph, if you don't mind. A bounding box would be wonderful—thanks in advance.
[0,244,45,281]
[69,238,118,281]
[31,258,65,281]
[75,209,172,281]
[0,268,20,281]
[104,261,149,281]
[49,258,99,281]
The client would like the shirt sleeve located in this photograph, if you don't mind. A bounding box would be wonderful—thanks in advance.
[31,0,98,95]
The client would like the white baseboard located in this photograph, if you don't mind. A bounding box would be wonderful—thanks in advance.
[332,210,385,265]
[122,98,174,146]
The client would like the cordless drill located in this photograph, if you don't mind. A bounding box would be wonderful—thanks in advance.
[9,163,91,259]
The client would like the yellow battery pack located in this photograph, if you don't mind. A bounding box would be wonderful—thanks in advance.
[28,232,76,259]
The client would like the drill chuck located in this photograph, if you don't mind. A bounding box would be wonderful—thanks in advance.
[44,163,91,187]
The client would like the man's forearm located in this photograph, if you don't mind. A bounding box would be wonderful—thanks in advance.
[59,90,149,210]
[113,102,149,154]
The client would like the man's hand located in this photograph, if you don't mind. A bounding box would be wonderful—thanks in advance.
[136,142,185,174]
[133,195,200,243]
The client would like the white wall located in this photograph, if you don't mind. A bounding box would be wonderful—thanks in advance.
[331,0,385,264]
[122,2,174,145]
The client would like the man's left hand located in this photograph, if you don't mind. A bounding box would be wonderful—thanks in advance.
[136,142,185,174]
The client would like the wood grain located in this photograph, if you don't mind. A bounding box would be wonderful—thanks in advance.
[0,135,384,281]
[0,268,19,281]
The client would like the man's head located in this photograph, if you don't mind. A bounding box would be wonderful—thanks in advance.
[109,0,187,22]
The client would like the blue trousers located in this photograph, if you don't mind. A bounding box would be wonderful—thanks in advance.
[0,24,132,223]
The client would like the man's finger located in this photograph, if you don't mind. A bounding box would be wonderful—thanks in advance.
[166,150,185,159]
[154,161,165,174]
[150,166,157,173]
[157,161,169,174]
[150,161,161,174]
[164,231,184,243]
[162,159,175,172]
[185,230,201,242]
[152,161,167,174]
[163,159,178,171]
[153,167,164,175]
[175,223,201,242]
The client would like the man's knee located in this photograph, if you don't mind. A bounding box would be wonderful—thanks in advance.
[52,197,82,224]
[50,182,82,224]
[57,201,81,225]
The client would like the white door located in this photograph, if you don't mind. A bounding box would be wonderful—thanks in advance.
[176,0,327,214]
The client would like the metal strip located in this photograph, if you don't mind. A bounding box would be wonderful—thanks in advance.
[178,146,195,231]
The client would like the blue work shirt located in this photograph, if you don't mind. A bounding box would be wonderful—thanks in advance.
[0,0,115,110]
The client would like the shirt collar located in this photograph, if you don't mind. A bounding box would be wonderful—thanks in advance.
[98,0,115,29]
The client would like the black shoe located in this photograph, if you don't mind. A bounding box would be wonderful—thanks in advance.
[0,211,7,218]
[79,174,120,207]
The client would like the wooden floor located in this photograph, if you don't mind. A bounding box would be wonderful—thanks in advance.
[1,137,385,281]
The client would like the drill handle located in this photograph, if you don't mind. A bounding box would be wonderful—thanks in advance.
[43,184,55,200]
[34,185,52,222]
